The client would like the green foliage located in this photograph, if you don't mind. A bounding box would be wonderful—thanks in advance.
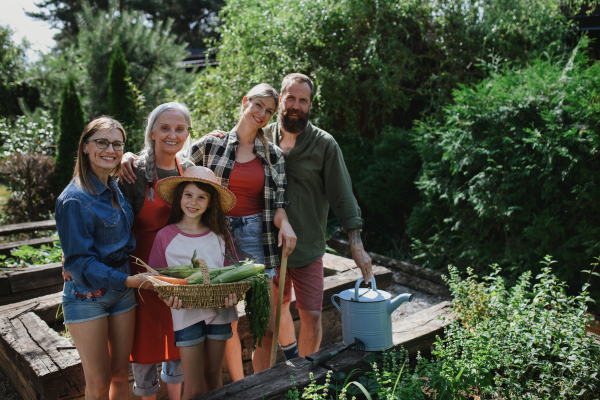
[0,111,56,156]
[107,43,137,128]
[76,0,194,120]
[55,78,86,194]
[426,258,600,399]
[0,152,56,223]
[0,241,62,269]
[0,25,39,120]
[409,39,600,290]
[26,0,224,48]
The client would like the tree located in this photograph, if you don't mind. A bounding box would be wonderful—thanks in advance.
[26,0,224,48]
[408,39,600,293]
[76,0,194,119]
[107,43,137,129]
[54,78,86,193]
[0,25,39,120]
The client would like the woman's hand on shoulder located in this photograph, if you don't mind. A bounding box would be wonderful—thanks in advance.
[119,152,139,184]
[220,293,237,309]
[207,130,227,138]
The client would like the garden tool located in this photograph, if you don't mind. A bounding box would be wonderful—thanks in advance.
[270,240,288,367]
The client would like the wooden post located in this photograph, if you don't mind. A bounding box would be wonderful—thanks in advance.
[270,241,287,367]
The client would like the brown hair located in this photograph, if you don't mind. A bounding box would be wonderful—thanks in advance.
[280,73,315,103]
[73,116,126,195]
[239,83,279,166]
[166,181,234,256]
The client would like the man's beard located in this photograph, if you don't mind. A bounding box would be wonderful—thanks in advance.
[278,107,310,134]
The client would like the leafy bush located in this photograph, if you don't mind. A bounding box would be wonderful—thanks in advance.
[426,258,600,399]
[107,43,137,129]
[0,241,62,268]
[409,40,600,288]
[54,78,86,194]
[0,111,55,156]
[0,152,56,223]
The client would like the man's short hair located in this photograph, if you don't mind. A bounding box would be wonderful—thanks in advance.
[280,73,315,103]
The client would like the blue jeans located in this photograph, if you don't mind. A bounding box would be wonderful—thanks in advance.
[227,213,277,278]
[132,360,184,397]
[62,263,137,324]
[174,321,233,347]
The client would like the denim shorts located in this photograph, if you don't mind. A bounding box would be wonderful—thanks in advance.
[174,321,233,347]
[227,213,277,279]
[132,360,184,397]
[62,279,137,325]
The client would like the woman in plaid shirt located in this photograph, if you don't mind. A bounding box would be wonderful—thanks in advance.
[189,83,297,380]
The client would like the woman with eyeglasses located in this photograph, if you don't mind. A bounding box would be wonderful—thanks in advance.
[55,116,149,400]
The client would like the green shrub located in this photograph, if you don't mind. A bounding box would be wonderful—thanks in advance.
[0,111,55,156]
[54,78,86,194]
[426,258,600,399]
[107,43,137,129]
[409,39,600,288]
[0,152,56,223]
[0,241,62,268]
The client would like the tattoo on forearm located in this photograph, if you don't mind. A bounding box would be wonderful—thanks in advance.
[349,229,362,246]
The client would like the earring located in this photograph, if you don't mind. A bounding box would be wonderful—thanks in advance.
[84,151,88,154]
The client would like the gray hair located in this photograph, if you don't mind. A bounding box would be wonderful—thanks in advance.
[140,102,192,201]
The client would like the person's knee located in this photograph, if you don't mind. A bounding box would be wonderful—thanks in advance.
[300,311,322,332]
[111,362,131,383]
[86,372,112,397]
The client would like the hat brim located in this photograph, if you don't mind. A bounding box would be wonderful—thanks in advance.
[156,176,237,213]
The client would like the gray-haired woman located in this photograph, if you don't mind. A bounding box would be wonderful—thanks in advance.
[119,102,194,400]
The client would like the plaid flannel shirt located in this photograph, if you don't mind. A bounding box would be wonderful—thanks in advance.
[189,130,288,269]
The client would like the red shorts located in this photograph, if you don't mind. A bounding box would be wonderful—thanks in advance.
[273,257,324,312]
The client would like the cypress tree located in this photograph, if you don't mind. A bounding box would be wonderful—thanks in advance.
[54,78,86,193]
[107,43,137,129]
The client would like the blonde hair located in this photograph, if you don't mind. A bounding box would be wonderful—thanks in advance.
[140,102,192,201]
[239,83,279,166]
[73,117,126,195]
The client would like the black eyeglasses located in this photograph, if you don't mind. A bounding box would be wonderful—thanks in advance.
[86,138,125,151]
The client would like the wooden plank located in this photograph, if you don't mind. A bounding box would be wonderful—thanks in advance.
[0,284,64,307]
[0,275,10,296]
[0,291,63,325]
[0,237,58,256]
[197,357,328,400]
[0,312,84,400]
[392,301,454,356]
[6,262,63,293]
[0,220,56,237]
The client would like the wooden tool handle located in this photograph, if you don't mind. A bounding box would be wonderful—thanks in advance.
[270,240,288,367]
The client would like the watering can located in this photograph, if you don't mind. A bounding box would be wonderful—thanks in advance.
[331,276,413,351]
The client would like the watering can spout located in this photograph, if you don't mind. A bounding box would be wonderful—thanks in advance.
[387,293,413,315]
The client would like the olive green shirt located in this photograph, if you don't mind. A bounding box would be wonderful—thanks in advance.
[263,122,363,268]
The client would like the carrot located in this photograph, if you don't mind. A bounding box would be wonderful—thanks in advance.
[154,276,189,285]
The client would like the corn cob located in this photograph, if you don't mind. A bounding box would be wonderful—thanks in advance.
[210,264,264,284]
[186,265,237,284]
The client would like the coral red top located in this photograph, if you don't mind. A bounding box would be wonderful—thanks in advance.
[227,156,265,217]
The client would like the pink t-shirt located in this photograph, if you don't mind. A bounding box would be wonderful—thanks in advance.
[148,224,239,331]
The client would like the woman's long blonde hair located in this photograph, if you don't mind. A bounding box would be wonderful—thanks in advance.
[239,83,279,166]
[73,117,126,194]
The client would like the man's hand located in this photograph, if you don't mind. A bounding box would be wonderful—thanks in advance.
[278,219,297,259]
[119,152,139,184]
[208,130,227,138]
[349,229,373,284]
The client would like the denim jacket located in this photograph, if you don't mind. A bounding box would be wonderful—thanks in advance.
[56,174,136,292]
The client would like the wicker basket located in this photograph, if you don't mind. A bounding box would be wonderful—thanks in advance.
[145,259,251,309]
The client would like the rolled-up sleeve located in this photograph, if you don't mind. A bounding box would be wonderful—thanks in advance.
[323,141,363,232]
[56,199,129,291]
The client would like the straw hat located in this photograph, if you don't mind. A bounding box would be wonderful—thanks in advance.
[156,166,236,212]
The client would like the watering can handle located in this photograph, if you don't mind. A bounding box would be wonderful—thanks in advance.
[354,276,377,301]
[331,294,341,311]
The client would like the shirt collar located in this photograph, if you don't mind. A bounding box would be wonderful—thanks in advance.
[229,129,269,159]
[89,172,114,196]
[276,122,313,146]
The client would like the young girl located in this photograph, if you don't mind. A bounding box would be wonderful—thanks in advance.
[149,166,239,399]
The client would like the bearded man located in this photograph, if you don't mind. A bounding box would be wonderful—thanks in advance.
[251,73,372,372]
